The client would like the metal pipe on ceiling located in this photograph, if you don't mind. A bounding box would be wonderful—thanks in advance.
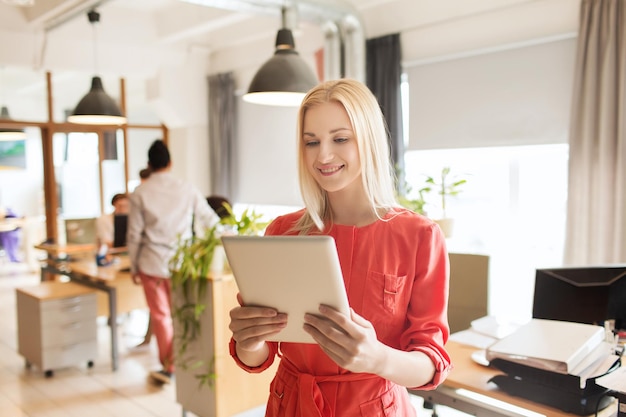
[38,0,365,82]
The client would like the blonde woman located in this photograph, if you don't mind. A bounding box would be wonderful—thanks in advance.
[229,79,451,416]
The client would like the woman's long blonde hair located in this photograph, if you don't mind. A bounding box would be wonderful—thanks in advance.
[293,78,398,233]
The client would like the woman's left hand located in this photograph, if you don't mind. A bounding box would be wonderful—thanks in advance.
[303,305,384,375]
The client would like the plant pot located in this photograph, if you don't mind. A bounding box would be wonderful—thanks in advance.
[435,218,454,238]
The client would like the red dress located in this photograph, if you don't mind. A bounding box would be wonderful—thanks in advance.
[230,208,452,417]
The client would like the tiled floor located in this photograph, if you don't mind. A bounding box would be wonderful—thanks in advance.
[0,260,467,417]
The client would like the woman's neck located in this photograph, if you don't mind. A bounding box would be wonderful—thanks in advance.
[327,187,380,227]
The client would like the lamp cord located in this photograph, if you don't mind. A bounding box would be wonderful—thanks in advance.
[92,19,99,74]
[87,9,101,75]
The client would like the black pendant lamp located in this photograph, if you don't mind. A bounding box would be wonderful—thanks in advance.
[68,9,126,125]
[0,106,26,141]
[243,7,318,107]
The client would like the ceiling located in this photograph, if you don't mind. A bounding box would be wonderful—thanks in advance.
[0,0,580,123]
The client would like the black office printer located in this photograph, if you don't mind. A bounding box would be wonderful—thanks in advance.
[488,356,621,415]
[498,265,626,414]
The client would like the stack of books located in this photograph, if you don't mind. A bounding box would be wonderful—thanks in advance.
[485,319,621,415]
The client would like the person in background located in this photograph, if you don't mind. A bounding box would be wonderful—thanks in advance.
[0,206,22,263]
[132,166,153,349]
[95,193,129,263]
[139,167,152,184]
[228,79,452,416]
[127,139,220,385]
[206,195,232,220]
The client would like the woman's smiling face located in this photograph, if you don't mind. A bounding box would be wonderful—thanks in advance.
[302,101,362,195]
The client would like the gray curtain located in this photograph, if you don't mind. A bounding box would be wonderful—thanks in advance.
[564,0,626,265]
[102,130,118,160]
[366,33,405,190]
[208,72,238,200]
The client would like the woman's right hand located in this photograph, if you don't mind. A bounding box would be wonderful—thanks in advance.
[229,293,288,355]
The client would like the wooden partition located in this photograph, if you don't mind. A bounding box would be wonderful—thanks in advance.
[173,274,277,417]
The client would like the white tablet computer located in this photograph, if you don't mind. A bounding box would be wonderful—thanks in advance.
[221,235,349,343]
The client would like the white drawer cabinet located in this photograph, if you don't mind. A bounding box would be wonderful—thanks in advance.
[16,281,98,377]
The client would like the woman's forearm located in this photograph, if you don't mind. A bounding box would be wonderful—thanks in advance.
[375,346,436,388]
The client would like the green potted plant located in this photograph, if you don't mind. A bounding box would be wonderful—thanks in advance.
[169,224,221,387]
[169,205,271,417]
[395,165,431,216]
[169,205,268,387]
[397,182,431,216]
[398,167,467,237]
[218,203,268,236]
[425,167,467,219]
[425,167,467,237]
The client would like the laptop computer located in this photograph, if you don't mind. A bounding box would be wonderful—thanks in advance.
[113,214,128,248]
[221,235,350,343]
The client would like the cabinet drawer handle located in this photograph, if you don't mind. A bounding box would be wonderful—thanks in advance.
[59,296,83,306]
[62,343,79,350]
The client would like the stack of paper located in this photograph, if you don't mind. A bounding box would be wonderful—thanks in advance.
[470,315,523,339]
[595,365,626,393]
[448,315,524,349]
[485,319,607,375]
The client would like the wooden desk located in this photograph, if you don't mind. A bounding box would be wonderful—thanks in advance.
[68,257,146,316]
[34,242,96,259]
[68,256,131,280]
[39,254,140,371]
[409,341,618,417]
[34,243,126,257]
[0,217,23,232]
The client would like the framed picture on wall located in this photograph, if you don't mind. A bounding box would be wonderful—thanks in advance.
[0,140,26,169]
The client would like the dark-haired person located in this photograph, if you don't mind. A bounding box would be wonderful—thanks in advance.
[95,193,129,255]
[139,167,152,183]
[127,139,220,385]
[206,195,233,220]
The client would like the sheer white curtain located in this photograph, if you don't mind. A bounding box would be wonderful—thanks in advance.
[564,0,626,265]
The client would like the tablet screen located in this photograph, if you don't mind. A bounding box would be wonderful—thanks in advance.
[221,235,350,343]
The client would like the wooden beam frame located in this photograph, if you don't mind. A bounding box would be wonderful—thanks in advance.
[0,71,168,243]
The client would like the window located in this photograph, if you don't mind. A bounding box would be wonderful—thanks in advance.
[53,131,126,219]
[404,145,568,321]
[53,132,101,219]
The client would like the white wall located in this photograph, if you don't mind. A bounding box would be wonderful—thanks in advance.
[236,98,302,207]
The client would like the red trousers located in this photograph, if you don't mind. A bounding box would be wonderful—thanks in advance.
[138,271,174,373]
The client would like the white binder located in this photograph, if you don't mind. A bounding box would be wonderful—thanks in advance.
[485,318,605,374]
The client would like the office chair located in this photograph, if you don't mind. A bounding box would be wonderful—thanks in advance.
[423,253,490,415]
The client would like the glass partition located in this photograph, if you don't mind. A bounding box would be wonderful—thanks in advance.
[101,130,127,210]
[53,131,100,219]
